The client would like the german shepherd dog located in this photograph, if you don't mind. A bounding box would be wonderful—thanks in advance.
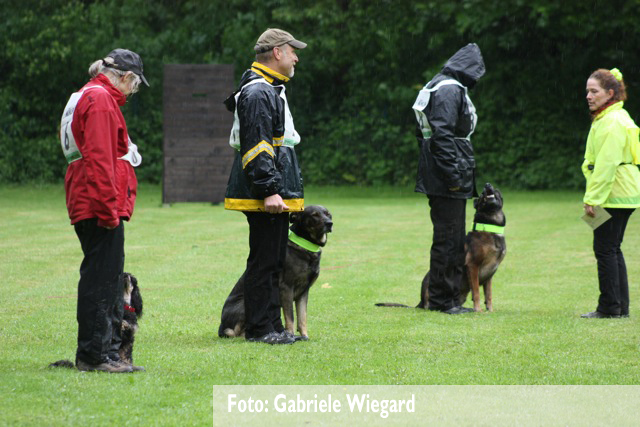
[378,183,506,312]
[218,205,333,340]
[49,272,143,368]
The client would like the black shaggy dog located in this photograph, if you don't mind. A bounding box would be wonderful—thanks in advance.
[119,273,143,364]
[49,272,143,368]
[218,205,333,340]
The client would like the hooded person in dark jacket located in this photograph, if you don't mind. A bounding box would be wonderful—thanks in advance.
[223,29,306,344]
[412,43,485,314]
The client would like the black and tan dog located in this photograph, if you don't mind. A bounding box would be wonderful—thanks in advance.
[218,205,333,340]
[49,272,143,368]
[378,183,506,312]
[420,183,506,312]
[460,183,506,311]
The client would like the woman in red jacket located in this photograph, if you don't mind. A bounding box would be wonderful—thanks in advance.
[59,49,148,373]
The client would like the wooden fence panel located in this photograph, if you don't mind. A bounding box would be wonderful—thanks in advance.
[162,64,235,203]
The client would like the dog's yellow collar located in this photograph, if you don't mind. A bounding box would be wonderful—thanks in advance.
[472,223,505,235]
[288,230,321,252]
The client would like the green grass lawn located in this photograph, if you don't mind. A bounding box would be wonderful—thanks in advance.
[2,184,640,425]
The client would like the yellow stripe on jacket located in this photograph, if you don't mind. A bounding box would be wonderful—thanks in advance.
[224,198,304,212]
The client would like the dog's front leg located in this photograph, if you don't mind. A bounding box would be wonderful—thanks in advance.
[484,279,493,312]
[466,265,482,312]
[280,285,296,335]
[295,292,309,339]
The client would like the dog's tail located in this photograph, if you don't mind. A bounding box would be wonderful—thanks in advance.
[374,302,412,308]
[218,324,244,338]
[221,328,237,338]
[49,359,75,369]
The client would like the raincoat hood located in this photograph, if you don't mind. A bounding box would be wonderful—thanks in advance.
[441,43,485,88]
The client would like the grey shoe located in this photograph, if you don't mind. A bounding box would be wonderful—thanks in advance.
[443,306,474,314]
[246,331,295,345]
[76,358,133,373]
[580,311,621,318]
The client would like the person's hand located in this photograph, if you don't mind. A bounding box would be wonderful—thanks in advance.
[264,194,289,214]
[98,218,119,230]
[584,204,596,218]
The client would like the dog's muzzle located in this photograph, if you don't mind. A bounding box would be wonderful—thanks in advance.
[325,221,333,233]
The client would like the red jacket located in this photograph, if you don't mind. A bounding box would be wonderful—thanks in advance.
[64,74,137,228]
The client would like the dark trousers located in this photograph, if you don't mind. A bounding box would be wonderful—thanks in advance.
[74,218,125,364]
[243,212,289,338]
[594,208,634,316]
[426,196,467,311]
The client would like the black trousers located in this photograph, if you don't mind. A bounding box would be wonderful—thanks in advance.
[594,208,635,316]
[74,218,125,364]
[426,196,467,311]
[243,212,289,339]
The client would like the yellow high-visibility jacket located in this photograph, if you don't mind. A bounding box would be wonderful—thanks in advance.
[582,101,640,208]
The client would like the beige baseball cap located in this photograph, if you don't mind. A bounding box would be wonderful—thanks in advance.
[254,28,307,54]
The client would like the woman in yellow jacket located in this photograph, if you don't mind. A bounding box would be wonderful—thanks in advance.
[581,68,640,318]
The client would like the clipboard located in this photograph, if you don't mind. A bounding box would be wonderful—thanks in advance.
[581,206,612,230]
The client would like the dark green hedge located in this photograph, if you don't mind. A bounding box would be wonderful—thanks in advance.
[2,0,639,189]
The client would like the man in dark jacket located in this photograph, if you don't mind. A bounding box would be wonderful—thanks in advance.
[223,28,306,344]
[412,43,485,314]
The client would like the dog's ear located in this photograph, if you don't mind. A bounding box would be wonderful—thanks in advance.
[473,198,479,209]
[131,283,143,318]
[289,212,300,224]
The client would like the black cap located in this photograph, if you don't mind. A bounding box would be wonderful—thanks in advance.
[103,48,149,87]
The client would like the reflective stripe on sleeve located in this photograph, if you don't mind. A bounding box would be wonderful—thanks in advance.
[241,141,275,169]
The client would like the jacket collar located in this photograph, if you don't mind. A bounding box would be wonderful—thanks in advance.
[250,62,289,85]
[594,101,623,121]
[89,74,127,106]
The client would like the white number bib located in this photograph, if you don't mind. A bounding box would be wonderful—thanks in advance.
[412,79,477,140]
[60,85,142,167]
[229,78,300,150]
[60,86,105,163]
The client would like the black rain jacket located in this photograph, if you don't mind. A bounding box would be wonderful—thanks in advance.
[414,43,485,199]
[223,62,303,212]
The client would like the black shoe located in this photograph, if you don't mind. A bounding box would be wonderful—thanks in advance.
[246,331,295,345]
[580,311,621,318]
[76,358,133,373]
[113,359,146,372]
[443,306,474,315]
